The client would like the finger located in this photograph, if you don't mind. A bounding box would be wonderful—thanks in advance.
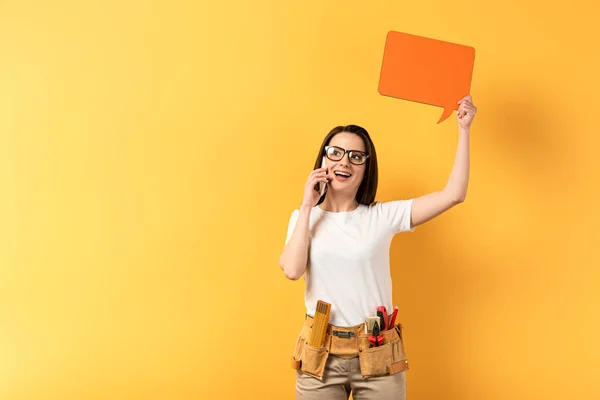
[310,168,327,178]
[458,94,471,103]
[311,174,329,184]
[313,177,328,188]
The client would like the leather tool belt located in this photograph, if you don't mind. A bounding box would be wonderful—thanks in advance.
[290,314,409,380]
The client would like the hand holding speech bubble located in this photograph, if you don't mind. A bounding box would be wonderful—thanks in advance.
[378,31,475,124]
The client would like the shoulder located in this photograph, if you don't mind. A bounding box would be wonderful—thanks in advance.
[365,199,413,213]
[288,208,300,221]
[366,199,415,233]
[364,199,414,227]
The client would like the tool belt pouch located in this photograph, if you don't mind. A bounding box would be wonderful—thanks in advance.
[357,323,410,379]
[291,330,331,381]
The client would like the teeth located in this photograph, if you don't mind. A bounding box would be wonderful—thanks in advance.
[335,172,351,177]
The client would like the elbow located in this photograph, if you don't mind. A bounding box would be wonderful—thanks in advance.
[284,269,302,281]
[447,190,466,205]
[279,257,302,281]
[443,187,466,206]
[281,263,301,280]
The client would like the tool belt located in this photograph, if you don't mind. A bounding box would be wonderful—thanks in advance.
[291,314,409,380]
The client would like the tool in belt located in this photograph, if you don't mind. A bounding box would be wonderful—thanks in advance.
[293,302,410,380]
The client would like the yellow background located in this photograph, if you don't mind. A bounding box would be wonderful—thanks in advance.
[1,0,599,399]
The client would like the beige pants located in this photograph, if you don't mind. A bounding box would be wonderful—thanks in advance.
[296,354,407,400]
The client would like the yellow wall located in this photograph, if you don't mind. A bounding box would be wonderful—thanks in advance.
[1,1,599,399]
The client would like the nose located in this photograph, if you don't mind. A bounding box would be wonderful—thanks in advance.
[337,153,351,167]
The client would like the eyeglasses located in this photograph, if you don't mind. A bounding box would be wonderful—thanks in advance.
[324,145,370,165]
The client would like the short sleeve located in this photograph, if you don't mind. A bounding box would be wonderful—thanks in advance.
[377,199,415,234]
[285,209,300,245]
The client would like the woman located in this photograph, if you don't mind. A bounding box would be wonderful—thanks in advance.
[280,95,477,399]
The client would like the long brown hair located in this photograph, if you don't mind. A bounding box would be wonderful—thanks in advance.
[312,125,378,206]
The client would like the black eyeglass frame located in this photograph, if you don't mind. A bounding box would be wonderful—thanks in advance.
[324,145,370,165]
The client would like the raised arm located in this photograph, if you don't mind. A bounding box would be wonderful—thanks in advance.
[410,95,477,228]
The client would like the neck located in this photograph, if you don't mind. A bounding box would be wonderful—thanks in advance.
[319,194,359,212]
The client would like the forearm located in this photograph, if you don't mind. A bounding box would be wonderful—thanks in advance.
[279,205,312,280]
[444,127,470,202]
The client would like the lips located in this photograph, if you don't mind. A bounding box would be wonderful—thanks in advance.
[333,170,351,182]
[334,170,352,177]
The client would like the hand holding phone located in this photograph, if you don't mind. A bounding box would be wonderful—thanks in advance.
[301,157,329,209]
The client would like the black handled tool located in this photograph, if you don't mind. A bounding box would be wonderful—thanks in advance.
[369,321,384,347]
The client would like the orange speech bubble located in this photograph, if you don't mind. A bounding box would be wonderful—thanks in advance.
[378,31,475,124]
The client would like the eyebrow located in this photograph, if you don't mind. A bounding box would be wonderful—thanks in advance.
[331,146,366,153]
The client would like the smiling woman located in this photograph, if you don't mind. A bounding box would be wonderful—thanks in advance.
[278,96,477,400]
[315,125,378,211]
[320,143,369,204]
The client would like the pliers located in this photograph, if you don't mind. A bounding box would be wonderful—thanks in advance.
[369,321,384,347]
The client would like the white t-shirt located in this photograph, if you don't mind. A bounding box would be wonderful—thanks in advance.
[285,199,415,327]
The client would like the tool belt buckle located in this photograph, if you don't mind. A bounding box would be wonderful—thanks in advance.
[332,330,355,339]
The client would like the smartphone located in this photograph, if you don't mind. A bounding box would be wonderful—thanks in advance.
[319,156,327,196]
